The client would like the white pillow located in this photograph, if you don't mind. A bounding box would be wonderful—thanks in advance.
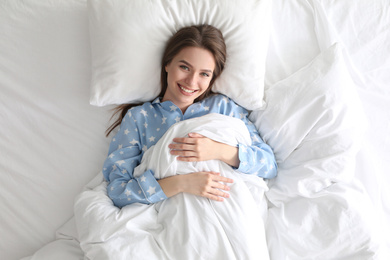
[249,43,367,195]
[88,0,272,110]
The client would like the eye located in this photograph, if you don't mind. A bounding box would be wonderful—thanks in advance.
[180,65,189,71]
[201,72,210,77]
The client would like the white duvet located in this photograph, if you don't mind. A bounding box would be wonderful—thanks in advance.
[56,45,385,260]
[74,113,270,260]
[250,44,384,259]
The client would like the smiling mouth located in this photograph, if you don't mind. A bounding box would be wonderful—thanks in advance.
[178,84,198,94]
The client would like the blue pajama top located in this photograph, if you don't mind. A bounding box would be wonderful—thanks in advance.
[102,94,277,208]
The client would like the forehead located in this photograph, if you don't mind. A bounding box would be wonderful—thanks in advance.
[173,47,215,70]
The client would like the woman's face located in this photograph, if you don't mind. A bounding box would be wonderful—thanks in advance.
[162,46,215,113]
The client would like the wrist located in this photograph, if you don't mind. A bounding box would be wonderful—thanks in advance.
[220,144,239,167]
[158,175,185,198]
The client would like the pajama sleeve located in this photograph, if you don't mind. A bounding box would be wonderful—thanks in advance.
[236,114,278,179]
[222,97,277,179]
[102,109,167,208]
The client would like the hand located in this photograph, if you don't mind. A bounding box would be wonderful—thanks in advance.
[169,133,219,161]
[181,171,233,201]
[158,172,233,201]
[169,133,239,167]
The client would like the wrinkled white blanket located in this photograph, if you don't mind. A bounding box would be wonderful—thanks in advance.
[74,114,269,260]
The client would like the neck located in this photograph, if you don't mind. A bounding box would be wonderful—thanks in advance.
[161,97,191,114]
[180,105,189,114]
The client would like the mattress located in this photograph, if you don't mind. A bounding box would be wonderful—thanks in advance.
[1,0,389,259]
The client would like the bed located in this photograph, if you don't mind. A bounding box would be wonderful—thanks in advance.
[1,0,389,259]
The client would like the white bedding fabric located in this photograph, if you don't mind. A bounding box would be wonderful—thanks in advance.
[1,0,390,259]
[74,114,269,260]
[251,44,384,259]
[88,0,272,110]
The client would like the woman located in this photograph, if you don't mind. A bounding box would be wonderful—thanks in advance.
[103,24,277,208]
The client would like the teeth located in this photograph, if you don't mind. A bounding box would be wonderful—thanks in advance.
[179,85,195,93]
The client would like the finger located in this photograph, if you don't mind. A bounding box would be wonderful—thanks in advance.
[211,181,231,191]
[207,194,224,202]
[203,172,234,183]
[188,133,205,138]
[211,174,234,183]
[172,137,197,144]
[168,143,194,150]
[176,156,198,162]
[207,189,230,199]
[205,192,228,202]
[170,150,197,157]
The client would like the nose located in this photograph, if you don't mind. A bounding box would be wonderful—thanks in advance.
[184,72,197,87]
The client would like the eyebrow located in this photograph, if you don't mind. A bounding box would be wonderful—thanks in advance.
[179,60,213,73]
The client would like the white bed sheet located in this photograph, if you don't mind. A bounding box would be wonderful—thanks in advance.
[0,1,111,259]
[1,0,389,259]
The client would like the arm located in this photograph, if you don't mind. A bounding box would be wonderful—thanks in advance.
[169,130,277,179]
[236,114,278,179]
[231,102,277,178]
[158,171,233,202]
[103,109,167,207]
[169,95,277,179]
[169,133,239,167]
[104,107,232,206]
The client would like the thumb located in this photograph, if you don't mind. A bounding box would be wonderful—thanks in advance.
[188,132,204,138]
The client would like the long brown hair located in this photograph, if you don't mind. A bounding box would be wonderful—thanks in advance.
[105,24,227,137]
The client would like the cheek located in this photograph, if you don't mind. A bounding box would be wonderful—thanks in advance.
[168,70,184,84]
[201,78,212,89]
[166,72,176,87]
